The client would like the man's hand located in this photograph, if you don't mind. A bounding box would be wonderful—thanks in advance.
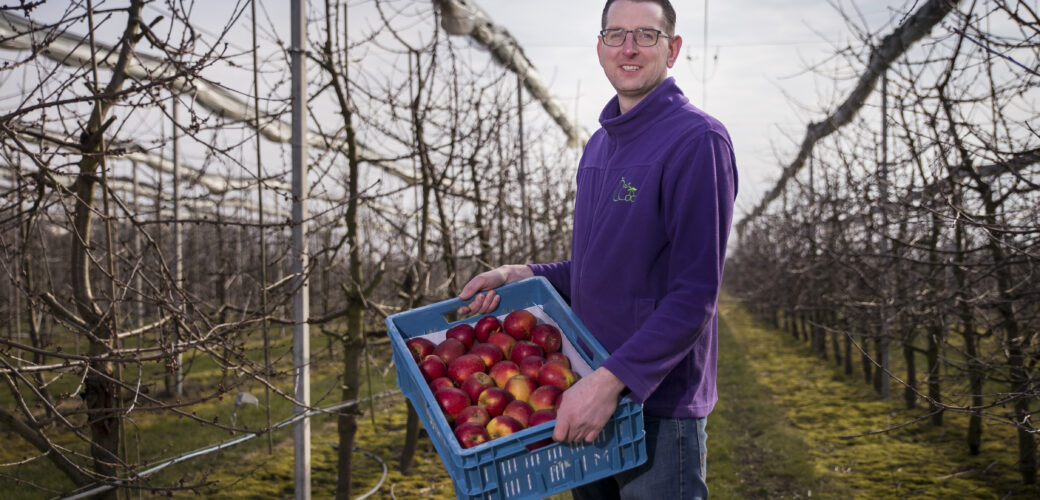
[553,367,626,443]
[457,265,534,317]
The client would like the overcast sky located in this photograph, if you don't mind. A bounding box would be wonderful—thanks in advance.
[7,0,915,221]
[476,0,907,218]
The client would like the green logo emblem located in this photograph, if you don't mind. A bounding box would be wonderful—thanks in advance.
[611,176,638,203]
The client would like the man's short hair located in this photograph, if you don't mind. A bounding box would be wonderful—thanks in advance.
[601,0,677,35]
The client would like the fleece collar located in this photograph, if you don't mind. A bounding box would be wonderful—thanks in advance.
[598,77,690,143]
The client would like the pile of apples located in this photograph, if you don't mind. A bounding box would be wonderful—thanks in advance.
[405,309,580,450]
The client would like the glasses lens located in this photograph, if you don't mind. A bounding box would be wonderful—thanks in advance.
[601,29,663,47]
[635,29,658,46]
[602,29,624,46]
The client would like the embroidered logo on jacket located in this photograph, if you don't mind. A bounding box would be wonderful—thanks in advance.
[611,176,638,203]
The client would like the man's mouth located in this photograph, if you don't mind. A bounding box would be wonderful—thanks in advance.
[621,65,640,72]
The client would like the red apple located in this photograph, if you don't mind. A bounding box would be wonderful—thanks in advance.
[446,323,477,349]
[433,338,467,365]
[419,355,447,383]
[447,354,486,385]
[525,409,557,450]
[487,332,516,359]
[434,387,471,423]
[455,422,491,449]
[529,385,563,412]
[406,337,435,363]
[503,310,537,340]
[530,324,563,353]
[502,400,534,427]
[528,409,556,427]
[486,415,524,439]
[518,355,546,380]
[509,340,545,365]
[488,360,521,389]
[538,362,578,391]
[460,371,495,403]
[456,405,491,428]
[477,387,514,417]
[429,376,456,393]
[474,315,502,342]
[546,352,570,369]
[504,374,538,404]
[468,343,505,369]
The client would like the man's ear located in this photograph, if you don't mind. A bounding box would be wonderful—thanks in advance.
[666,35,683,68]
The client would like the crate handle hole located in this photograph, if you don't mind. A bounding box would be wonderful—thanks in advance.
[442,310,466,324]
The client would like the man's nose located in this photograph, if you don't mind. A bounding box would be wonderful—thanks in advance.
[621,32,640,55]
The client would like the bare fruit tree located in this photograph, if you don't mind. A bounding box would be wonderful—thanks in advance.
[729,0,1040,487]
[0,0,578,497]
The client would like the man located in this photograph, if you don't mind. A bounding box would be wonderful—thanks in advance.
[458,0,737,497]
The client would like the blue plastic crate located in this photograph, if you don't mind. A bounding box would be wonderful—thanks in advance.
[386,276,647,500]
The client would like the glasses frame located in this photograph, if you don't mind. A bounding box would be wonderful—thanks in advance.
[598,28,673,47]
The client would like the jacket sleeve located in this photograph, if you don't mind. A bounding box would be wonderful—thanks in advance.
[601,131,737,403]
[527,261,572,304]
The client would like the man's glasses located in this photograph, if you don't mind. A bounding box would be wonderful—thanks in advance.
[599,28,672,47]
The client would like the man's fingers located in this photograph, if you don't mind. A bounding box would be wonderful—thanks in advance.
[553,401,588,443]
[457,292,480,316]
[484,292,500,314]
[459,276,487,301]
[473,291,498,315]
[552,417,569,442]
[457,290,500,317]
[457,294,483,317]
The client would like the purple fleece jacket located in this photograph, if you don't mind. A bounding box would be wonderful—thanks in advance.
[529,77,737,418]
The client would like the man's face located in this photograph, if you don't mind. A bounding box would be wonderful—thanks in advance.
[597,0,682,113]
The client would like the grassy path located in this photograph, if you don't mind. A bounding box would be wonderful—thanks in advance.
[709,302,828,499]
[4,299,1036,498]
[710,299,1035,499]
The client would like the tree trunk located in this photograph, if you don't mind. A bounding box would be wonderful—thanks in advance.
[67,2,144,492]
[830,310,841,365]
[843,325,853,376]
[963,324,982,455]
[873,325,887,396]
[953,215,982,454]
[336,298,364,500]
[815,311,827,359]
[902,340,917,409]
[982,211,1035,483]
[318,4,379,495]
[926,323,943,426]
[399,402,421,474]
[861,334,873,385]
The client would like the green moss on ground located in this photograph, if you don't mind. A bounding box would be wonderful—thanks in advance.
[4,301,1036,499]
[710,309,841,499]
[717,299,1038,499]
[184,398,461,499]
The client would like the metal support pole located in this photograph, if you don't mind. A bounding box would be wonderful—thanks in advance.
[172,98,184,396]
[517,73,530,259]
[290,0,311,497]
[878,71,891,399]
[132,161,143,326]
[13,148,22,344]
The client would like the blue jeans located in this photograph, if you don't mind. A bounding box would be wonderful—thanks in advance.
[571,416,708,500]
